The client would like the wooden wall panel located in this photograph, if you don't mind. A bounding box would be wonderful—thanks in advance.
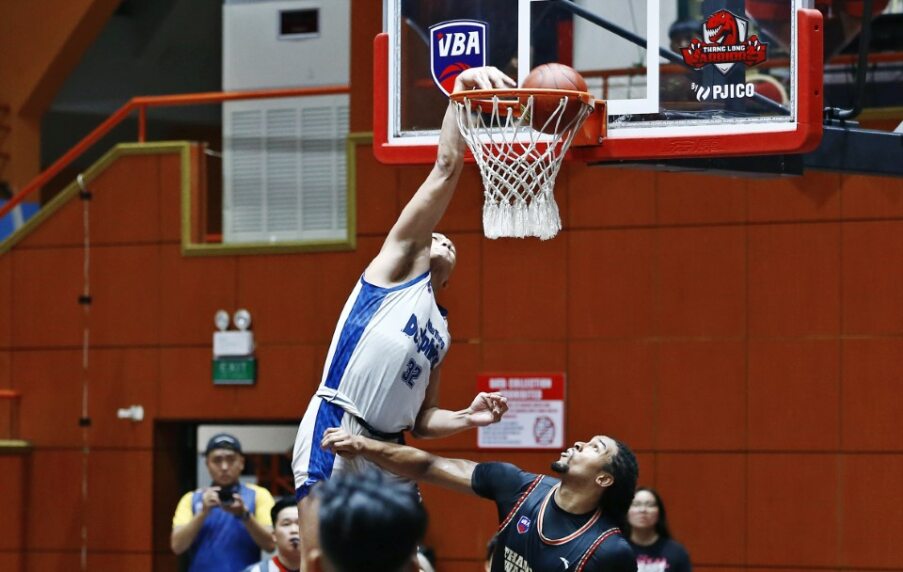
[0,453,28,551]
[26,450,84,550]
[568,340,656,450]
[0,255,10,349]
[354,144,400,236]
[748,223,841,337]
[86,450,153,551]
[656,172,747,225]
[159,152,187,242]
[656,454,746,566]
[747,454,838,567]
[840,173,903,219]
[13,350,83,448]
[840,455,903,569]
[658,226,746,338]
[158,245,237,346]
[747,171,841,222]
[239,344,320,419]
[748,340,840,451]
[86,155,162,245]
[656,341,746,451]
[158,347,234,419]
[481,341,568,372]
[566,165,656,229]
[89,245,161,347]
[87,348,160,449]
[11,247,83,348]
[568,229,656,339]
[482,238,567,340]
[16,194,84,249]
[841,339,903,451]
[842,221,903,335]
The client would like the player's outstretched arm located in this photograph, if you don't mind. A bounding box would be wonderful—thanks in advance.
[320,428,477,496]
[411,369,509,439]
[364,67,515,287]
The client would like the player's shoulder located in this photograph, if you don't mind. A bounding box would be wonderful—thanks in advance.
[472,462,540,497]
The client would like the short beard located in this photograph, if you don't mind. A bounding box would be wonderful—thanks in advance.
[550,460,569,474]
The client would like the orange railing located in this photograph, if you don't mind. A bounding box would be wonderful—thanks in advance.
[0,85,350,222]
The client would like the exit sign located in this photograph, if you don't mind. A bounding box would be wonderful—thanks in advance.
[212,357,257,386]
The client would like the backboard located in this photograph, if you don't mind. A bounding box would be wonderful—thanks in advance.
[374,0,824,164]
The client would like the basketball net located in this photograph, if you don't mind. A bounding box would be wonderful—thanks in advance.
[451,90,593,240]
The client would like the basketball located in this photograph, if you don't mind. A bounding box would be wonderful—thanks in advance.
[522,63,588,133]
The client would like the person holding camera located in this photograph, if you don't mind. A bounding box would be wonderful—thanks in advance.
[171,433,276,572]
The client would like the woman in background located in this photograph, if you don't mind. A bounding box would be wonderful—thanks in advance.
[626,487,692,572]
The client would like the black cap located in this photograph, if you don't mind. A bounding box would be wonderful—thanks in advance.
[205,433,243,455]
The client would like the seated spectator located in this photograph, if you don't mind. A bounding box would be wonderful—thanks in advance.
[243,497,301,572]
[626,488,692,572]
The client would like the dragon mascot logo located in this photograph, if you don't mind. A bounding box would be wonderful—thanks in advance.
[681,10,767,75]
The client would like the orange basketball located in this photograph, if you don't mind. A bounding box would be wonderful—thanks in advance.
[523,63,588,133]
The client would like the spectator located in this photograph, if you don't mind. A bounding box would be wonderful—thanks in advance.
[242,498,301,572]
[626,488,692,572]
[299,470,427,572]
[171,433,276,572]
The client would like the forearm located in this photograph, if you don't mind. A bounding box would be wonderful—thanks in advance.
[358,437,441,481]
[171,512,207,554]
[434,102,465,179]
[413,406,474,439]
[244,515,275,552]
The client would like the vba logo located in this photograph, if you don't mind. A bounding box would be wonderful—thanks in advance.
[430,20,487,96]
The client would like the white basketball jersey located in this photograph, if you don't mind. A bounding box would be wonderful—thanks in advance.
[314,271,450,433]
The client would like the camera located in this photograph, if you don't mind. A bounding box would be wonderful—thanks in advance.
[217,484,238,505]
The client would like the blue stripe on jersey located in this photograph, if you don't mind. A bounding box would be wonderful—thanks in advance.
[323,270,431,391]
[297,398,345,500]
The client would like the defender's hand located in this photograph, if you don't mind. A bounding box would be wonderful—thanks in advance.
[466,392,509,427]
[321,428,365,457]
[453,66,516,93]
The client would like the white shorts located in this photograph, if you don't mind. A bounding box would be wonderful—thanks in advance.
[291,395,411,500]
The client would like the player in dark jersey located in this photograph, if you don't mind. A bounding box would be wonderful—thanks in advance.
[320,428,639,572]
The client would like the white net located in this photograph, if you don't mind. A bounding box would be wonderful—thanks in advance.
[452,91,593,240]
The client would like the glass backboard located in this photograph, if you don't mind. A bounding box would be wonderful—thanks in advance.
[375,0,824,163]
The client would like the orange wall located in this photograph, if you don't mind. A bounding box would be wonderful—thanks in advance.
[2,0,903,570]
[0,0,118,187]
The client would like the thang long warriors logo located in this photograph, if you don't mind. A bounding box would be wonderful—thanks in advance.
[680,10,767,75]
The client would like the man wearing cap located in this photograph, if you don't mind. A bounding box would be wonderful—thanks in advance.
[171,433,277,572]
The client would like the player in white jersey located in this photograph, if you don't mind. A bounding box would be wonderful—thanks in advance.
[292,66,515,501]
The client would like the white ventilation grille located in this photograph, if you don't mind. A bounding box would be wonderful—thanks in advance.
[223,94,350,244]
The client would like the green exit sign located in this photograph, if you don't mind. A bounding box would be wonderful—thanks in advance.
[212,357,257,386]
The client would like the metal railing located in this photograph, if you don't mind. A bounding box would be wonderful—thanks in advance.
[0,85,351,223]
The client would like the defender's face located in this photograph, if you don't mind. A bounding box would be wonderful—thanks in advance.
[628,490,660,530]
[556,435,618,482]
[430,233,457,274]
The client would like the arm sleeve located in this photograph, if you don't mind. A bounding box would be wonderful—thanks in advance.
[172,491,195,527]
[252,486,275,526]
[590,541,638,572]
[471,462,536,519]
